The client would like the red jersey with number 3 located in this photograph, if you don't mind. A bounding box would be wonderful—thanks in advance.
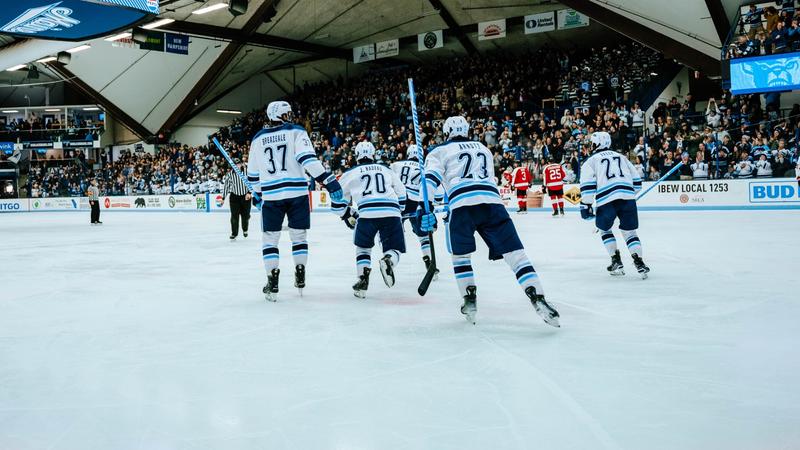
[543,163,566,189]
[511,167,531,189]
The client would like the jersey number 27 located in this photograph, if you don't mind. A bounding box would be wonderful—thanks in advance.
[601,156,623,179]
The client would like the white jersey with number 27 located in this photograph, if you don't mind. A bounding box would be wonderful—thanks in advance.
[579,149,642,208]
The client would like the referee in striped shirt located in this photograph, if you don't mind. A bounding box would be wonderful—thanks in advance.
[223,158,251,240]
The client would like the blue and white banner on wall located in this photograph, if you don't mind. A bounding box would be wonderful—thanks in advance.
[165,32,188,55]
[0,0,152,41]
[730,52,800,95]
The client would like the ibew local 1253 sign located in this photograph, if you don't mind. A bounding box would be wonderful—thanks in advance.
[0,0,155,41]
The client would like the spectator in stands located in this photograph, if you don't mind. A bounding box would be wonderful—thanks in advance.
[745,4,765,39]
[734,151,755,178]
[773,151,791,177]
[691,152,709,180]
[771,20,790,53]
[755,154,773,177]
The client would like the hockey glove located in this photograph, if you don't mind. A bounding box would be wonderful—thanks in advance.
[252,191,263,210]
[417,210,437,233]
[326,179,344,203]
[579,202,595,221]
[342,206,358,229]
[541,185,548,194]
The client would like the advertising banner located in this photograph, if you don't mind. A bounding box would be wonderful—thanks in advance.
[557,9,590,30]
[375,39,399,59]
[418,30,443,51]
[0,198,28,212]
[748,180,800,203]
[478,19,506,41]
[353,44,375,63]
[29,197,82,211]
[524,12,556,34]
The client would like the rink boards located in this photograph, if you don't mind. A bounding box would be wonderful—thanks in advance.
[2,178,800,213]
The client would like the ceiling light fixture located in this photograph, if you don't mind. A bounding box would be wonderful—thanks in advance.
[83,107,101,111]
[192,3,229,14]
[67,45,91,53]
[45,108,61,112]
[36,56,57,63]
[142,18,175,29]
[105,32,132,42]
[2,110,20,113]
[217,109,242,114]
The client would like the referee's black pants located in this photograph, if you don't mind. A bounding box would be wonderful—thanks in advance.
[90,201,100,223]
[229,194,251,236]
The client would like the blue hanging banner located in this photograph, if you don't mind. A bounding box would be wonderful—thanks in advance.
[0,0,158,41]
[165,32,189,55]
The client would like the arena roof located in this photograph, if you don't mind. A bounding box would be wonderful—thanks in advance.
[0,0,737,142]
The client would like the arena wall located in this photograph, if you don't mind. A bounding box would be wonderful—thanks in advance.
[2,179,799,214]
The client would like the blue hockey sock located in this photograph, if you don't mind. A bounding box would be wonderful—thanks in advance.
[289,228,308,267]
[503,249,545,296]
[600,230,618,256]
[621,229,642,258]
[452,254,475,297]
[261,231,280,272]
[356,247,371,277]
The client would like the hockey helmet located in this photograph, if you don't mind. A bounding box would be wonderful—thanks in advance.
[355,141,376,161]
[266,101,292,122]
[443,116,469,138]
[590,131,612,151]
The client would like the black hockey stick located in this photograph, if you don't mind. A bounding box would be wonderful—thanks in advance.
[408,78,437,296]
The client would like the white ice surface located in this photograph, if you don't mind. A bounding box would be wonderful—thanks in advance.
[1,210,799,450]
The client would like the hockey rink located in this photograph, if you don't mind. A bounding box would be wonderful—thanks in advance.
[1,209,799,450]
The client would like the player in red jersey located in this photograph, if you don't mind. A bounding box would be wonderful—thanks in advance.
[511,161,532,214]
[542,158,566,217]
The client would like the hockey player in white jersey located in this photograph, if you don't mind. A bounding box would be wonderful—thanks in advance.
[331,141,407,298]
[390,145,438,277]
[579,131,650,278]
[247,101,343,301]
[418,116,559,327]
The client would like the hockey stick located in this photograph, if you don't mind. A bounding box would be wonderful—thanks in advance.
[408,78,437,296]
[212,137,258,194]
[636,161,684,201]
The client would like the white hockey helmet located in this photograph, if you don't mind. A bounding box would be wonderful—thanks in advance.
[355,141,376,161]
[443,116,469,139]
[266,101,292,122]
[407,144,420,160]
[590,131,612,151]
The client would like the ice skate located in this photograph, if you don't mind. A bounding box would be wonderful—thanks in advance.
[525,286,560,328]
[353,267,371,299]
[423,255,439,281]
[229,235,236,241]
[263,268,279,302]
[379,254,395,288]
[552,209,559,217]
[607,250,625,276]
[461,286,477,324]
[294,264,305,295]
[632,254,650,279]
[243,231,248,238]
[559,206,565,216]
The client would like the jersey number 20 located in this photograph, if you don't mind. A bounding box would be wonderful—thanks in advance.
[361,173,387,196]
[264,144,288,174]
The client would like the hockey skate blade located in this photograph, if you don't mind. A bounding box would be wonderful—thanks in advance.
[609,269,625,276]
[638,270,649,280]
[463,310,476,325]
[533,303,560,328]
[264,292,278,302]
[353,290,366,299]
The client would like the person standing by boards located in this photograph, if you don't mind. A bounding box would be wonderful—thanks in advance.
[222,158,252,240]
[87,179,101,225]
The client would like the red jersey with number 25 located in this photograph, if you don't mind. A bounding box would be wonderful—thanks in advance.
[543,163,566,189]
[511,167,531,189]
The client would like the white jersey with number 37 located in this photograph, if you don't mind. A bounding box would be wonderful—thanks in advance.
[423,138,503,211]
[246,123,330,201]
[579,149,642,207]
